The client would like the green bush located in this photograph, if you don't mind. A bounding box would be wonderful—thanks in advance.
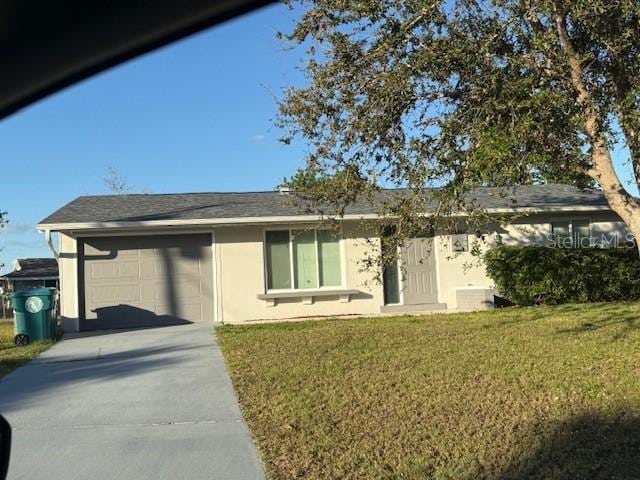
[483,245,640,305]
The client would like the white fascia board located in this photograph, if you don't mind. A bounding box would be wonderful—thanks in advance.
[36,205,613,233]
[484,205,612,214]
[36,214,379,232]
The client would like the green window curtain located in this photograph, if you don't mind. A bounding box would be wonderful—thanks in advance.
[266,231,291,289]
[573,220,590,248]
[292,230,318,289]
[551,222,570,247]
[317,230,342,287]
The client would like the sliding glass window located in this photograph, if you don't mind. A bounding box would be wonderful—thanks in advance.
[265,229,342,290]
[551,219,591,248]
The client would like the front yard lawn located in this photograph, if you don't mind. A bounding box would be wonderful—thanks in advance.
[0,320,51,378]
[218,303,640,480]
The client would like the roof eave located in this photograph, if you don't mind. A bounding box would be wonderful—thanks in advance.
[36,204,613,233]
[2,275,58,280]
[36,213,380,232]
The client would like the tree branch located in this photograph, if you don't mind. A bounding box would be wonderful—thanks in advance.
[553,11,591,114]
[520,0,545,34]
[553,6,640,225]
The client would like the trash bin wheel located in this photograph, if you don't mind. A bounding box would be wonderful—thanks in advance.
[14,334,30,346]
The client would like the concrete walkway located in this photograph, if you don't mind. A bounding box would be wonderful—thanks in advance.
[0,324,265,480]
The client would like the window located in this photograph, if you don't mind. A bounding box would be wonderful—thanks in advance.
[573,219,591,247]
[551,221,570,247]
[265,229,342,290]
[551,219,590,248]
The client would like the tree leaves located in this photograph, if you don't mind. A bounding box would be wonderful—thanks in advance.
[278,0,640,258]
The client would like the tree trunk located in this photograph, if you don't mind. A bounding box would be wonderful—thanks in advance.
[553,9,640,253]
[590,145,640,253]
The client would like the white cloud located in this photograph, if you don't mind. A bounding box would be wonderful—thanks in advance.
[0,236,50,274]
[1,221,36,235]
[252,133,266,142]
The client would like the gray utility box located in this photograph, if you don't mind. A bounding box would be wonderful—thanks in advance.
[455,286,497,311]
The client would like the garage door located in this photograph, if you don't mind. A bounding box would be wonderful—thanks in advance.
[80,234,213,330]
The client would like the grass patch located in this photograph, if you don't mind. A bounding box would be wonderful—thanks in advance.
[0,320,51,378]
[218,303,640,479]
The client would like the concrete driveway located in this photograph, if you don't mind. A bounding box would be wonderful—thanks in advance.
[0,324,265,480]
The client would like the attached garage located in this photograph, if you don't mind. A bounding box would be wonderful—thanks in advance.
[79,234,213,330]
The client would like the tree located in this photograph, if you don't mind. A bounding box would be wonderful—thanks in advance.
[103,166,148,194]
[278,0,640,254]
[104,166,133,194]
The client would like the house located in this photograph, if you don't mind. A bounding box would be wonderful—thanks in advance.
[36,185,631,332]
[1,258,59,292]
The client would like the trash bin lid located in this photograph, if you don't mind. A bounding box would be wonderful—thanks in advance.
[10,288,55,298]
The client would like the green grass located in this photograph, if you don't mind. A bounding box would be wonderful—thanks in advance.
[0,320,51,378]
[217,303,640,480]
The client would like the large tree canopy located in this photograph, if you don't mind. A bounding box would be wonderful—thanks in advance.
[278,0,640,246]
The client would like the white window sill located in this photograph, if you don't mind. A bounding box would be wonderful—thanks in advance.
[257,289,361,307]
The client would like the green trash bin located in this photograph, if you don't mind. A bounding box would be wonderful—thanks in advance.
[10,288,57,345]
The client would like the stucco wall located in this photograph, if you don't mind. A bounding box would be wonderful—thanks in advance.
[435,211,631,309]
[58,232,78,331]
[216,222,384,323]
[56,210,632,328]
[435,234,492,309]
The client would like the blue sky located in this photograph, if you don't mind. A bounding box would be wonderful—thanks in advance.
[0,4,307,272]
[0,2,637,272]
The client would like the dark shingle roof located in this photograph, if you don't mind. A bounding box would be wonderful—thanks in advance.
[38,185,610,226]
[3,258,58,279]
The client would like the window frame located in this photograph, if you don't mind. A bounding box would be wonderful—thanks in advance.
[549,217,591,248]
[262,227,346,293]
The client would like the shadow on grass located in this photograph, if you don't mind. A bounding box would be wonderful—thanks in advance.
[499,414,640,480]
[479,302,640,340]
[550,303,640,340]
[557,319,639,339]
[555,316,640,340]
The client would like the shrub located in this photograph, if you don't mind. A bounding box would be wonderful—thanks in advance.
[483,245,640,305]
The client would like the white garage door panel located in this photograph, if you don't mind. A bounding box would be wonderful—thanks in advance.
[90,284,142,303]
[152,280,202,300]
[91,261,141,280]
[81,234,213,330]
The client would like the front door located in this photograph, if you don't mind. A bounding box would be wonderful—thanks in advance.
[400,237,438,305]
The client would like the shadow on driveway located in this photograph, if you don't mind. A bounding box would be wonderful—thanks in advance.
[0,324,265,480]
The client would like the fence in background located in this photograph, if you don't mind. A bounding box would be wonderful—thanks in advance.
[1,294,13,319]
